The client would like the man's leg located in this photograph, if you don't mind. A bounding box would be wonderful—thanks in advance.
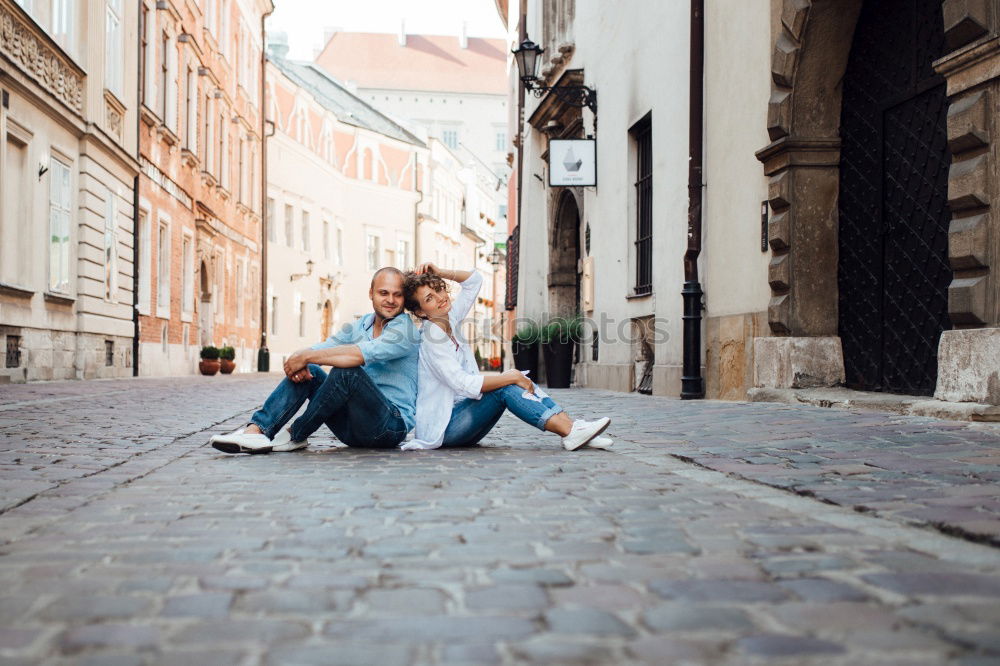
[288,367,406,448]
[248,364,328,439]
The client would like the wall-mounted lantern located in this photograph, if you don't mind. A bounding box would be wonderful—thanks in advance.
[511,39,597,114]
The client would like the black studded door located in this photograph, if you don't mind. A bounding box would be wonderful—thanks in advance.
[838,0,952,395]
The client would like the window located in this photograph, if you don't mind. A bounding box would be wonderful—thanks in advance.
[301,210,310,251]
[235,260,244,324]
[270,295,278,335]
[185,66,197,150]
[284,204,294,248]
[140,3,151,104]
[631,115,653,295]
[48,159,71,293]
[219,0,231,59]
[298,299,305,337]
[105,340,114,366]
[397,240,409,267]
[105,0,123,97]
[205,0,216,36]
[104,193,118,302]
[249,267,258,323]
[52,0,75,56]
[322,220,330,260]
[181,236,193,314]
[366,234,380,271]
[237,136,246,202]
[159,31,168,120]
[219,108,229,189]
[495,131,506,152]
[441,129,458,149]
[203,95,214,169]
[2,133,27,285]
[267,198,276,242]
[336,227,343,266]
[5,335,21,368]
[137,209,151,313]
[156,220,169,316]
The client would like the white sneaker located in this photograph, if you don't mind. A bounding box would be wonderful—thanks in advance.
[587,435,614,450]
[562,417,611,451]
[270,427,308,452]
[210,426,273,455]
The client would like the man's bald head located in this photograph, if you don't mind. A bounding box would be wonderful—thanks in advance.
[370,267,405,290]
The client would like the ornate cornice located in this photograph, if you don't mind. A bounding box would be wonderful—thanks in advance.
[0,0,84,115]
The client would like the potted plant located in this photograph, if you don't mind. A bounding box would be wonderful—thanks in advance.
[541,316,582,388]
[199,346,220,376]
[488,356,501,370]
[219,346,236,374]
[511,322,541,378]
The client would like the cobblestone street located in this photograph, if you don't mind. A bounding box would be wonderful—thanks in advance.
[1,375,1000,665]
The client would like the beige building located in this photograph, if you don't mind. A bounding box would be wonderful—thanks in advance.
[263,43,426,366]
[0,0,140,382]
[503,0,1000,411]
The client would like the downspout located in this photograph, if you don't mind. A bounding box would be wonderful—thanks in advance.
[132,5,143,377]
[257,5,274,371]
[681,0,705,399]
[512,0,526,308]
[413,153,423,267]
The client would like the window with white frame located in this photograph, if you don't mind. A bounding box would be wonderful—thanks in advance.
[104,192,118,302]
[237,136,246,202]
[181,235,193,314]
[159,30,169,120]
[301,210,310,251]
[495,130,506,152]
[336,227,343,266]
[267,198,276,242]
[215,254,225,322]
[322,220,330,260]
[235,259,244,324]
[366,234,380,271]
[185,65,197,150]
[52,0,75,56]
[203,94,214,169]
[137,208,151,313]
[298,298,305,337]
[441,128,459,149]
[397,239,409,268]
[270,295,278,335]
[48,158,71,293]
[141,2,153,105]
[219,0,230,59]
[284,204,294,248]
[105,0,123,97]
[205,0,216,36]
[249,266,258,323]
[165,33,178,132]
[219,108,229,189]
[156,218,170,317]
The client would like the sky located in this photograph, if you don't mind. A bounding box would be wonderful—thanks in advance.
[267,0,508,61]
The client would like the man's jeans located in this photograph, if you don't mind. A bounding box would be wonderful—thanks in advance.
[441,384,563,447]
[250,364,407,448]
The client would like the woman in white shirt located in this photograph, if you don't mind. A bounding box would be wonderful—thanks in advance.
[400,263,611,451]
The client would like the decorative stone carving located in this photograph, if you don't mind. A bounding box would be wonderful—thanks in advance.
[947,90,989,153]
[0,3,84,115]
[768,253,790,292]
[949,213,990,270]
[942,0,990,49]
[948,275,988,324]
[948,153,990,211]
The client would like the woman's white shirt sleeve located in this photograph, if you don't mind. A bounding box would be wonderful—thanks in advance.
[449,271,483,326]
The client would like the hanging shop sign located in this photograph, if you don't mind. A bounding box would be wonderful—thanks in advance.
[548,139,596,187]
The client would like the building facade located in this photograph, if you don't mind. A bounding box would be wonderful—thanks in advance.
[313,29,512,196]
[504,0,1000,409]
[0,0,140,382]
[136,0,271,376]
[264,45,426,365]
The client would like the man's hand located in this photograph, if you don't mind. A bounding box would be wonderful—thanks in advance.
[502,369,534,394]
[284,350,312,382]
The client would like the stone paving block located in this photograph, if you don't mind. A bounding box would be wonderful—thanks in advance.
[59,624,159,653]
[170,619,311,646]
[160,593,232,618]
[735,633,846,657]
[37,595,151,622]
[323,616,536,643]
[489,567,573,587]
[154,649,247,666]
[508,636,617,665]
[549,584,644,611]
[264,643,413,666]
[364,587,448,614]
[465,584,548,612]
[0,627,42,651]
[779,578,870,602]
[544,608,636,637]
[649,579,792,603]
[863,572,1000,597]
[73,654,147,666]
[642,603,755,633]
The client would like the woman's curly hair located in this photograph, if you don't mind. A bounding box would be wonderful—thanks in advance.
[403,271,449,316]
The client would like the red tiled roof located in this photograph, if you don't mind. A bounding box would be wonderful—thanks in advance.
[314,32,508,95]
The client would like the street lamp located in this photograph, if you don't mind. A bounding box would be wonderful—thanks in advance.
[289,259,314,282]
[511,39,597,114]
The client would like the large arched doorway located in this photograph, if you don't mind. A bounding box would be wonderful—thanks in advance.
[199,260,213,346]
[320,300,333,340]
[549,190,581,319]
[837,0,951,394]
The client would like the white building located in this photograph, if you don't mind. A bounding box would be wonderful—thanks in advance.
[264,43,426,365]
[0,0,140,382]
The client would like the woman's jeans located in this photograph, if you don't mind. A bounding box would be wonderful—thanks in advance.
[250,364,407,448]
[441,384,563,447]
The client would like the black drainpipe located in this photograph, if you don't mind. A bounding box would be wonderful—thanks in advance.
[132,172,140,377]
[681,0,705,399]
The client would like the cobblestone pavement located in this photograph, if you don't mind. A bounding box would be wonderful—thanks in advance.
[1,375,999,665]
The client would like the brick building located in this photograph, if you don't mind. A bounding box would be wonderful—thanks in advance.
[136,0,271,376]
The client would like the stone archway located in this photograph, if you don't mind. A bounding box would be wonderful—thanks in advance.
[754,0,999,402]
[549,189,582,318]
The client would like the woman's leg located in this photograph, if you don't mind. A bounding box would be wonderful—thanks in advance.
[440,392,507,447]
[492,385,574,435]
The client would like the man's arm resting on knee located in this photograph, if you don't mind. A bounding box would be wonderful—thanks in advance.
[285,345,364,380]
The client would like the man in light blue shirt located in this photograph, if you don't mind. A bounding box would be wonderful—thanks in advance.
[211,268,419,454]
